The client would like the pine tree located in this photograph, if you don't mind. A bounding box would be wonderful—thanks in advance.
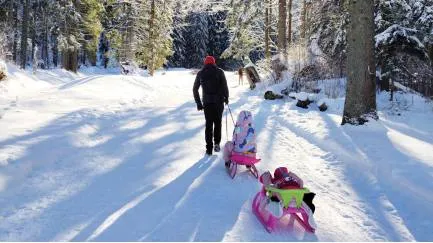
[223,0,267,62]
[0,0,15,60]
[57,0,82,72]
[207,10,232,67]
[375,0,433,96]
[167,2,186,67]
[307,0,348,77]
[184,11,208,68]
[100,0,125,67]
[78,0,103,66]
[136,0,174,75]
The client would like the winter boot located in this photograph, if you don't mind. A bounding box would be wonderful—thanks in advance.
[303,192,316,213]
[214,144,221,152]
[206,148,213,156]
[225,161,231,168]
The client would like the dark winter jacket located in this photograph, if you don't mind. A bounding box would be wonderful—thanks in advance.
[193,64,229,106]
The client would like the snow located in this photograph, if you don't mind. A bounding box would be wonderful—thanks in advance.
[1,64,433,241]
[296,92,309,101]
[375,24,425,49]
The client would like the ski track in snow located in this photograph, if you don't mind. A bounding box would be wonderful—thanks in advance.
[0,67,432,241]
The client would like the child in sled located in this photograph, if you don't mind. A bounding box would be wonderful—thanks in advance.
[223,110,258,168]
[260,167,316,218]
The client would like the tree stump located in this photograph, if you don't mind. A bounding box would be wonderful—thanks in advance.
[0,62,6,81]
[296,99,312,109]
[319,102,328,112]
[0,71,6,81]
[265,91,284,100]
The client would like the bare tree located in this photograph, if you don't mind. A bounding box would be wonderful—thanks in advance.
[300,0,307,40]
[278,0,287,53]
[20,0,29,69]
[287,0,292,44]
[265,0,271,59]
[342,0,377,125]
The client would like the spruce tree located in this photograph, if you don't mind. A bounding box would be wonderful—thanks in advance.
[168,2,186,67]
[136,0,174,75]
[184,11,208,68]
[78,0,103,66]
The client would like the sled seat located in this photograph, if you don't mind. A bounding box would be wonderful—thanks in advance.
[230,153,260,165]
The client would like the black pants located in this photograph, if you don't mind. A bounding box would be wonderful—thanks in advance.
[204,103,224,151]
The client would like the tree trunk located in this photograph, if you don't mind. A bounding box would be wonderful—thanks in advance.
[278,0,287,53]
[301,0,307,40]
[20,0,30,69]
[390,78,394,101]
[287,0,293,44]
[82,50,86,66]
[148,0,156,76]
[379,62,390,91]
[31,14,36,69]
[342,0,377,125]
[42,10,49,69]
[12,2,18,64]
[52,31,58,67]
[265,0,270,59]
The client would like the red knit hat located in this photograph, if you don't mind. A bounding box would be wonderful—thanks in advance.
[272,167,302,189]
[204,56,216,65]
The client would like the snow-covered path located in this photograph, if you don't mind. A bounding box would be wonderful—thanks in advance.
[1,68,432,241]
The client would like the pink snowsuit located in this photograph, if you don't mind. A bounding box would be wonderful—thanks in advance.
[224,111,257,162]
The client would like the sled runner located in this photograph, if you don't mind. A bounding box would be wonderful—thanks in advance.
[252,169,317,233]
[225,153,260,179]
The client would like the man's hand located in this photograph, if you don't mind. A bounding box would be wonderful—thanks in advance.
[224,97,229,105]
[197,103,204,111]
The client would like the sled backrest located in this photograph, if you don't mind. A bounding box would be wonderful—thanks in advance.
[266,186,310,209]
[233,111,257,154]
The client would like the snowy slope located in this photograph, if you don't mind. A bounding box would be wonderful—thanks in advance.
[0,65,432,241]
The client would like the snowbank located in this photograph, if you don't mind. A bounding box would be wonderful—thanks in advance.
[0,63,73,99]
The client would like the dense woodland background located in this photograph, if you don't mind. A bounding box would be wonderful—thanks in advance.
[0,0,432,98]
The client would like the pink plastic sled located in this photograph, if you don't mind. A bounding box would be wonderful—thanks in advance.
[226,152,260,179]
[252,187,316,233]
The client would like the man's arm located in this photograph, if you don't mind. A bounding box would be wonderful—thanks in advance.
[193,71,203,109]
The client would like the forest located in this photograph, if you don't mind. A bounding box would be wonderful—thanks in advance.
[0,0,431,92]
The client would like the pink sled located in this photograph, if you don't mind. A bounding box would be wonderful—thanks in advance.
[226,152,260,179]
[252,188,316,234]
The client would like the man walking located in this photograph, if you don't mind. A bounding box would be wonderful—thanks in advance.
[193,56,229,155]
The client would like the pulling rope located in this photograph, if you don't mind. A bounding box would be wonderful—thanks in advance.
[225,103,235,141]
[227,104,235,125]
[226,106,228,141]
